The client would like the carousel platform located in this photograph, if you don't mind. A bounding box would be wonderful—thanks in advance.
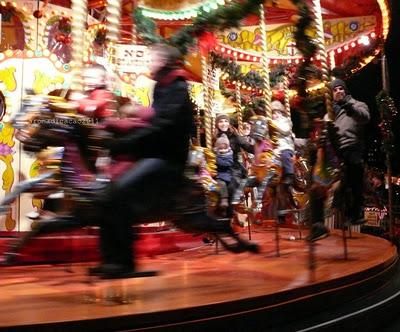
[0,226,204,263]
[0,226,399,332]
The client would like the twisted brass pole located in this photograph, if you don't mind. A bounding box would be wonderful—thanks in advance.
[201,55,213,150]
[311,0,333,120]
[259,3,272,121]
[234,56,243,134]
[131,0,137,44]
[283,71,291,116]
[70,0,88,90]
[196,105,201,145]
[106,0,123,65]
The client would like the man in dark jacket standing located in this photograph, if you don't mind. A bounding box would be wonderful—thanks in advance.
[307,78,370,242]
[93,44,195,278]
[331,78,370,225]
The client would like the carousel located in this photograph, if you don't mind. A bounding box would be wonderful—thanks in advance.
[0,0,398,331]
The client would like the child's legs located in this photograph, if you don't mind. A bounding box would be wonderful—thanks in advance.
[217,179,229,200]
[280,149,294,176]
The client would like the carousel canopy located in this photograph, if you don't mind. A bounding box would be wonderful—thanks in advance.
[111,0,386,77]
[45,0,390,84]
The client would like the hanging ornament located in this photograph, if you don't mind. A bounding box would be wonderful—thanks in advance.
[272,89,285,103]
[33,10,43,19]
[291,95,304,109]
[55,33,66,43]
[64,36,72,45]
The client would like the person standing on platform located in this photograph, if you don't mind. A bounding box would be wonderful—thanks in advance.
[307,78,370,242]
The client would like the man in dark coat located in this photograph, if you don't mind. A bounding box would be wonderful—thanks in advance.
[94,44,195,277]
[331,78,370,224]
[307,78,370,242]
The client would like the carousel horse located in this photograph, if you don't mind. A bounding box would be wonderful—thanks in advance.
[0,95,65,215]
[1,97,259,264]
[310,119,343,222]
[232,115,309,224]
[186,145,220,213]
[231,116,278,220]
[0,92,142,213]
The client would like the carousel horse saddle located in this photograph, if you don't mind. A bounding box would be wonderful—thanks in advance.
[170,177,208,215]
[71,176,208,224]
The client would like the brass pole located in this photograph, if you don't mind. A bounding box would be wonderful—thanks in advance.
[106,0,123,65]
[201,55,213,150]
[70,0,88,90]
[311,0,333,120]
[259,4,272,122]
[234,56,243,134]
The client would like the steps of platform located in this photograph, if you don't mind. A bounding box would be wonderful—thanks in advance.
[283,257,400,332]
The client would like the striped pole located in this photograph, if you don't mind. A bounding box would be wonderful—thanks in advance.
[236,83,243,134]
[311,0,333,121]
[259,4,272,121]
[329,50,336,72]
[131,0,137,44]
[209,65,218,133]
[234,57,243,134]
[196,105,201,145]
[106,0,123,65]
[283,71,291,116]
[83,13,90,64]
[70,0,88,90]
[201,55,213,150]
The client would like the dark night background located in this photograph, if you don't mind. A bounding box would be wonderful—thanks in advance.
[345,0,399,175]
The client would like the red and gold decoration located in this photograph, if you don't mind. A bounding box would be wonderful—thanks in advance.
[44,16,72,64]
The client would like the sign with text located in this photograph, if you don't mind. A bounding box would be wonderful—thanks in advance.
[364,206,387,227]
[115,44,150,74]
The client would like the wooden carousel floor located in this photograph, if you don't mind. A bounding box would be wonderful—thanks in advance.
[0,227,397,331]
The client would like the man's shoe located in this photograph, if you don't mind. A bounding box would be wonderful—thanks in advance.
[348,209,367,225]
[202,237,215,245]
[97,264,135,279]
[88,263,134,277]
[88,264,108,276]
[348,218,367,226]
[277,216,285,225]
[306,223,330,242]
[97,264,157,279]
